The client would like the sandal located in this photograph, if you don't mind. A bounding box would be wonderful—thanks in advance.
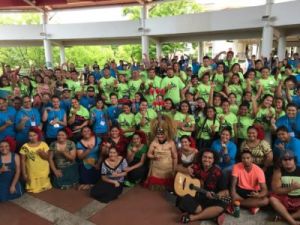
[180,215,190,224]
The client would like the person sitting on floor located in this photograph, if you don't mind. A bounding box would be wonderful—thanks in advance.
[177,149,229,225]
[231,150,269,214]
[90,147,128,203]
[270,150,300,225]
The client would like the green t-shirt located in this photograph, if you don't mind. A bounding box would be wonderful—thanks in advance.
[140,71,148,82]
[236,115,254,139]
[174,112,195,138]
[259,76,276,95]
[228,84,243,104]
[175,71,187,83]
[161,76,185,104]
[128,79,142,99]
[20,83,31,97]
[118,112,135,137]
[224,58,238,70]
[212,73,224,92]
[118,70,132,80]
[218,112,238,137]
[197,83,211,103]
[99,76,116,102]
[161,110,175,120]
[215,106,223,115]
[127,144,148,160]
[197,117,220,140]
[198,66,212,78]
[144,76,162,104]
[117,83,129,99]
[134,108,157,134]
[69,105,90,119]
[229,104,239,115]
[255,107,275,131]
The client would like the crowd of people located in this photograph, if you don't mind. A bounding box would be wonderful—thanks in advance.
[0,51,300,224]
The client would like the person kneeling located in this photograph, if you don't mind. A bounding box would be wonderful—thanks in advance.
[231,150,269,214]
[177,149,229,225]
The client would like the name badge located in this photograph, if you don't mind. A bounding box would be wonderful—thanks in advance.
[54,123,60,128]
[100,121,106,126]
[31,121,36,127]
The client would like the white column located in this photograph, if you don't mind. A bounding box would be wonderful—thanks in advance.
[42,12,53,69]
[197,41,203,62]
[59,45,66,65]
[261,25,273,58]
[277,34,286,61]
[140,4,149,56]
[261,0,274,59]
[156,42,162,59]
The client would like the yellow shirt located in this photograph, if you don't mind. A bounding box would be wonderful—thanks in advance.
[20,142,52,193]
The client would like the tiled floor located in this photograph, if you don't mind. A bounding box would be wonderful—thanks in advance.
[30,188,93,213]
[0,201,53,225]
[0,186,290,225]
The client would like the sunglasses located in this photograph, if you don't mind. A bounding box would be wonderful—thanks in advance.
[283,157,294,161]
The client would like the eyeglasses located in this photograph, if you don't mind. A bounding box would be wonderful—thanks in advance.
[283,157,293,161]
[23,101,31,103]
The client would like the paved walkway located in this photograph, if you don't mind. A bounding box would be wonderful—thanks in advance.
[0,186,289,225]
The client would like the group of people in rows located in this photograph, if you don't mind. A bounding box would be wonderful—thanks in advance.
[0,51,300,224]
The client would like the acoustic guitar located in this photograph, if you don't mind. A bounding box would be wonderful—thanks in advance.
[174,172,231,203]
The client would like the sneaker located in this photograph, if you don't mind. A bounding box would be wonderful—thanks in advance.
[249,207,260,215]
[217,213,225,225]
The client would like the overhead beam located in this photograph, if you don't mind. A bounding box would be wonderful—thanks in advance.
[23,0,44,12]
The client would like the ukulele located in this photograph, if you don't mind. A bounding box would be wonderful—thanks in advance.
[174,172,231,204]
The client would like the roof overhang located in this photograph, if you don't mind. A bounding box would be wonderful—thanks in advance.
[0,0,154,12]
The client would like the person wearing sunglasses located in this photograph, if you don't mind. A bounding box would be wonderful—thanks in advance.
[270,150,300,225]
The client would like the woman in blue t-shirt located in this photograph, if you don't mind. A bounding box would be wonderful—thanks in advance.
[211,127,237,186]
[90,98,109,138]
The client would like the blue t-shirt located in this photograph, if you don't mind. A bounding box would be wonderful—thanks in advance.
[60,99,71,114]
[292,95,300,108]
[211,139,237,169]
[192,62,200,75]
[276,113,300,139]
[91,71,102,81]
[273,137,300,166]
[15,108,41,143]
[76,137,101,169]
[45,109,66,138]
[90,108,109,134]
[107,105,122,126]
[80,96,96,110]
[0,106,16,141]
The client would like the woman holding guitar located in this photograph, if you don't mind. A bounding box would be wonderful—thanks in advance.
[177,149,229,225]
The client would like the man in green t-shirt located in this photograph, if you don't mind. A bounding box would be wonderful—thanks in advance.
[99,67,116,104]
[144,68,162,104]
[161,66,185,105]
